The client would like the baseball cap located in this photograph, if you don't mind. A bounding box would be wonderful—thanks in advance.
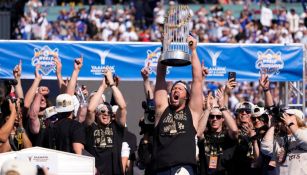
[1,159,37,175]
[45,106,57,119]
[174,167,190,175]
[72,95,80,116]
[55,93,74,113]
[252,105,265,117]
[235,101,254,113]
[285,109,305,121]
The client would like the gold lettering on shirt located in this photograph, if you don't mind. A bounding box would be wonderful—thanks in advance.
[93,126,114,149]
[161,111,188,136]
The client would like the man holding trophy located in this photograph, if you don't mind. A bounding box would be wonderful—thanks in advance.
[153,5,203,175]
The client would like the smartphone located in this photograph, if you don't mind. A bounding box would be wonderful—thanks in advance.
[228,72,236,81]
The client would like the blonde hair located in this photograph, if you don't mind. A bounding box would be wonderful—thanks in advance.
[296,116,307,128]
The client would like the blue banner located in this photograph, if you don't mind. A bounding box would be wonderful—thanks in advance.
[0,41,303,81]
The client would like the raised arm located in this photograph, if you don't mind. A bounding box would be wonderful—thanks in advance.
[24,65,42,109]
[141,66,154,99]
[28,87,49,134]
[104,69,127,127]
[188,35,203,130]
[67,57,83,96]
[224,78,237,108]
[154,55,169,125]
[54,56,67,93]
[197,93,214,138]
[86,79,107,125]
[259,73,274,107]
[217,88,239,139]
[13,60,24,99]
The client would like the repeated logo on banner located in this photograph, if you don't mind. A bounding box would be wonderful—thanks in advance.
[31,46,59,75]
[255,49,284,76]
[144,47,171,75]
[90,49,115,76]
[0,41,303,81]
[207,50,225,77]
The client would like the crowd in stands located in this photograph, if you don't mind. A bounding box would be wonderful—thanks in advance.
[12,0,307,45]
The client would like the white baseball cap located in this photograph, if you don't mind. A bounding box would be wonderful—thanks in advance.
[72,95,80,117]
[285,109,305,121]
[44,106,57,119]
[252,105,265,117]
[1,159,37,175]
[235,101,255,113]
[55,94,74,113]
[174,167,190,175]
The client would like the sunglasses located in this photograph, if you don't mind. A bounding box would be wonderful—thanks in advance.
[251,114,268,122]
[209,114,223,120]
[99,110,111,116]
[238,109,252,114]
[251,117,261,122]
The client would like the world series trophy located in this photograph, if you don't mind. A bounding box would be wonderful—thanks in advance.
[160,5,192,66]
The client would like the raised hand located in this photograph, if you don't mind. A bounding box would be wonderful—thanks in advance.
[280,113,297,127]
[54,56,62,75]
[35,64,42,80]
[241,122,256,137]
[74,56,83,71]
[187,35,197,51]
[13,60,22,79]
[38,86,50,96]
[225,78,237,92]
[259,72,270,90]
[203,93,213,111]
[201,60,209,78]
[216,88,225,107]
[141,66,150,80]
[103,67,114,86]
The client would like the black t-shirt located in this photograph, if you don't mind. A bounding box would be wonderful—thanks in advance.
[198,130,237,175]
[43,117,85,153]
[85,121,124,175]
[153,106,196,171]
[25,115,46,147]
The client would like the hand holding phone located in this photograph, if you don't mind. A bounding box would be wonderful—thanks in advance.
[228,72,236,81]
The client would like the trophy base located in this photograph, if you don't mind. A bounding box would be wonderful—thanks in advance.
[160,50,191,67]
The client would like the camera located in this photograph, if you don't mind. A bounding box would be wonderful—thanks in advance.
[266,105,287,122]
[142,99,155,125]
[4,79,18,103]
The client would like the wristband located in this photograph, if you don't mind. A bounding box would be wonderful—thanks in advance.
[263,88,270,92]
[287,122,295,128]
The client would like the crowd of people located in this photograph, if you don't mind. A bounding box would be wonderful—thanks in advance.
[0,35,306,175]
[12,0,307,44]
